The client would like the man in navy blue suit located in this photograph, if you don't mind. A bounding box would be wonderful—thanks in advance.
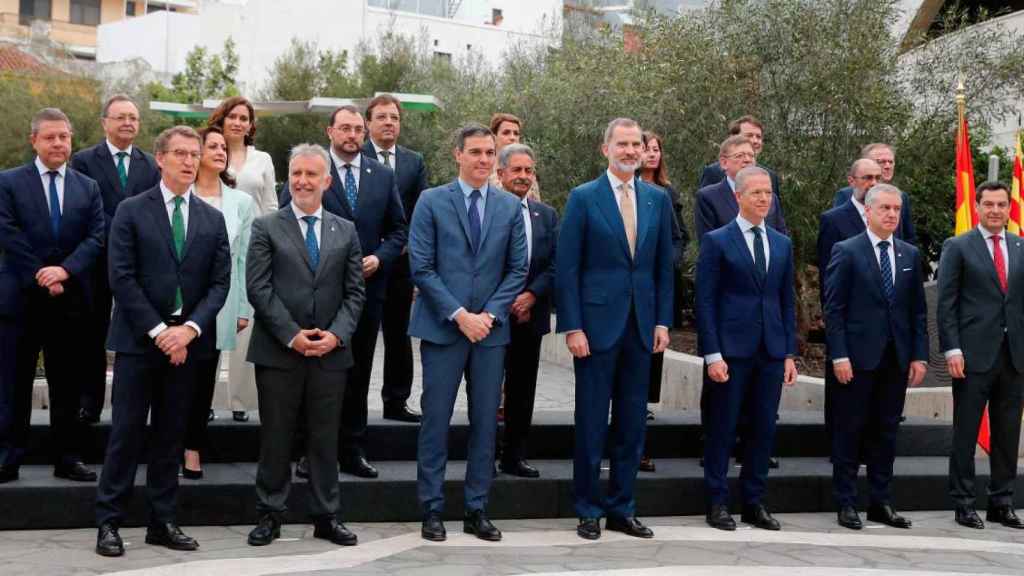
[824,183,927,530]
[556,118,675,541]
[696,165,798,532]
[831,143,916,244]
[94,126,230,557]
[363,94,429,423]
[71,94,162,423]
[409,124,527,542]
[281,105,407,479]
[494,143,558,479]
[0,108,105,484]
[697,116,781,197]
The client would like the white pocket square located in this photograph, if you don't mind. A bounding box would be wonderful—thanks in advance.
[902,267,912,272]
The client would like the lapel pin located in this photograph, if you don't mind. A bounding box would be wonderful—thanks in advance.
[533,211,539,217]
[366,168,371,174]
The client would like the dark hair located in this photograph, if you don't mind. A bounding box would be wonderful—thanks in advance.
[154,125,200,154]
[101,94,139,118]
[453,123,493,151]
[31,107,72,135]
[489,112,522,136]
[977,180,1011,204]
[365,93,402,121]
[198,126,237,187]
[329,104,362,127]
[640,130,671,187]
[207,96,257,146]
[728,115,764,135]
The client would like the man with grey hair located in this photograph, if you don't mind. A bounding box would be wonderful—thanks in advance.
[832,143,916,243]
[556,117,675,540]
[495,143,558,478]
[824,183,927,530]
[245,143,365,547]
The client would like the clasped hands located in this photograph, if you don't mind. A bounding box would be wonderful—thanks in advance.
[35,266,69,296]
[291,328,339,357]
[456,310,493,343]
[156,325,197,366]
[510,291,536,324]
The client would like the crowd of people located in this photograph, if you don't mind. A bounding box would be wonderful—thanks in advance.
[0,94,1021,558]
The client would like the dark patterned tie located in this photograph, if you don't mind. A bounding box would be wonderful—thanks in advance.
[379,150,392,169]
[344,164,357,214]
[303,215,320,271]
[47,171,60,238]
[116,151,128,190]
[752,226,767,279]
[992,235,1007,294]
[878,240,895,306]
[468,189,482,254]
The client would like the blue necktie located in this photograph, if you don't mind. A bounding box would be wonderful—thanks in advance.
[878,240,894,306]
[468,189,482,254]
[302,215,320,271]
[752,226,767,279]
[344,164,357,214]
[47,170,61,238]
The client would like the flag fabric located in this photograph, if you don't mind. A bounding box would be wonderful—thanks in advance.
[1011,131,1024,234]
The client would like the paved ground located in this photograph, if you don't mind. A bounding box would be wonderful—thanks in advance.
[2,512,1023,575]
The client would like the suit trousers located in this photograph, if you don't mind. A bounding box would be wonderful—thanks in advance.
[417,338,505,514]
[184,352,221,451]
[381,254,415,407]
[949,339,1024,508]
[0,318,17,466]
[831,344,908,507]
[96,351,196,527]
[501,321,543,464]
[573,310,651,519]
[82,258,111,414]
[340,298,384,458]
[255,361,346,518]
[649,352,664,403]
[703,347,784,507]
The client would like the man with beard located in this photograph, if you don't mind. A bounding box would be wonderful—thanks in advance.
[831,143,916,244]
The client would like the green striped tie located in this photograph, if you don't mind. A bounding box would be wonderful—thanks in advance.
[116,151,128,190]
[172,196,185,309]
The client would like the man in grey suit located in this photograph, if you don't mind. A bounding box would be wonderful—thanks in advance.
[245,144,366,547]
[409,124,528,542]
[938,180,1024,530]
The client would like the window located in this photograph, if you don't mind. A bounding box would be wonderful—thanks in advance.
[491,8,503,25]
[19,0,51,25]
[370,0,447,18]
[70,0,101,26]
[126,1,136,16]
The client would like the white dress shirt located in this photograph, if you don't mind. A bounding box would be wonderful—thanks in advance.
[331,149,361,191]
[851,195,867,226]
[148,182,202,339]
[606,169,637,219]
[106,140,132,174]
[35,157,65,214]
[521,196,533,264]
[945,225,1010,359]
[371,141,397,170]
[833,228,895,365]
[725,176,736,193]
[291,201,323,247]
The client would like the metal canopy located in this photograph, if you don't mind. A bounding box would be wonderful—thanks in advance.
[150,92,442,118]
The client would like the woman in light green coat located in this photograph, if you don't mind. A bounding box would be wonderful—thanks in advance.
[183,126,256,479]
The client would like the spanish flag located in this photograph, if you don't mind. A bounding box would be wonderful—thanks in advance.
[1012,131,1024,234]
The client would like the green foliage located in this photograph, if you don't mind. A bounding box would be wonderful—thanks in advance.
[147,37,240,105]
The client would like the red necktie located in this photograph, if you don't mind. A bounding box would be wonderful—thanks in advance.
[992,235,1007,294]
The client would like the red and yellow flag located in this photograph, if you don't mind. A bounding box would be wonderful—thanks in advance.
[1011,131,1024,234]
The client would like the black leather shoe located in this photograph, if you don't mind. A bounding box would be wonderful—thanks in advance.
[181,466,203,480]
[577,517,601,540]
[78,407,100,425]
[295,456,310,480]
[463,509,502,541]
[956,507,984,529]
[340,455,379,478]
[638,456,656,472]
[706,504,736,531]
[145,522,199,551]
[768,457,780,469]
[54,461,97,482]
[313,517,358,545]
[741,504,781,530]
[232,411,250,422]
[606,516,654,538]
[837,506,863,530]
[96,523,124,557]
[383,403,421,423]
[422,512,446,541]
[500,459,540,478]
[247,513,281,546]
[207,409,215,422]
[868,503,912,528]
[0,464,20,484]
[987,506,1024,529]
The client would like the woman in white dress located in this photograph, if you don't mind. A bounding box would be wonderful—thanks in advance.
[207,96,277,422]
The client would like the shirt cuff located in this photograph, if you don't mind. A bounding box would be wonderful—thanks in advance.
[148,323,168,339]
[185,321,202,337]
[448,307,466,321]
[656,325,668,330]
[565,329,583,336]
[944,349,963,359]
[288,334,298,349]
[832,357,849,365]
[704,353,723,364]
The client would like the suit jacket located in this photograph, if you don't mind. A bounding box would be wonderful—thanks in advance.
[362,141,429,224]
[823,232,928,372]
[518,198,558,335]
[648,183,688,268]
[71,142,161,236]
[695,178,788,241]
[695,220,796,360]
[0,162,105,319]
[408,181,528,347]
[832,186,917,244]
[246,207,366,371]
[698,161,781,197]
[280,153,407,302]
[212,185,256,351]
[105,185,231,358]
[937,228,1024,374]
[555,174,675,352]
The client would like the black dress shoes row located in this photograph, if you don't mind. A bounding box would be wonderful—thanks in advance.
[706,504,736,531]
[247,513,282,546]
[95,523,124,557]
[232,411,250,422]
[499,459,540,478]
[54,461,97,482]
[422,512,447,541]
[577,518,601,540]
[638,456,656,472]
[313,516,358,545]
[606,516,654,538]
[383,403,421,423]
[464,509,502,541]
[987,506,1024,529]
[78,407,100,425]
[867,503,912,529]
[145,522,199,551]
[837,506,863,530]
[0,464,19,484]
[956,507,985,529]
[340,454,379,478]
[741,504,781,530]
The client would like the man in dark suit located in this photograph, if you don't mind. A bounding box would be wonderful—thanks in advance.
[281,105,407,479]
[71,94,162,424]
[410,124,527,542]
[697,115,781,197]
[831,143,916,244]
[94,126,230,557]
[938,181,1024,530]
[824,183,928,530]
[0,108,105,484]
[556,118,675,541]
[696,165,798,532]
[695,134,787,240]
[245,144,366,547]
[363,94,429,423]
[494,143,558,478]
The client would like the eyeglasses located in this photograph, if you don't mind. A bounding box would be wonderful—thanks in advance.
[855,174,881,182]
[168,149,201,161]
[106,114,140,123]
[726,152,755,161]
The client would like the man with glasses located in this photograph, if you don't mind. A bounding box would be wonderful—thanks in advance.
[698,115,781,198]
[696,135,787,241]
[832,143,915,244]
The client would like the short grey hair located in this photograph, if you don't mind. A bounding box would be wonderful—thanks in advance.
[603,117,640,144]
[847,157,880,178]
[153,125,199,154]
[31,108,72,135]
[735,165,771,195]
[498,143,535,169]
[864,183,901,206]
[101,94,139,118]
[289,143,330,171]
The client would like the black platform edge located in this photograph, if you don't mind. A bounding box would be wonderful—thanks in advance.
[1,457,1012,531]
[23,411,953,464]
